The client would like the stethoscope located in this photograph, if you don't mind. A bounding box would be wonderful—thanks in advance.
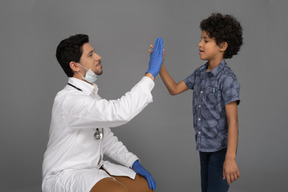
[68,83,103,140]
[94,128,103,140]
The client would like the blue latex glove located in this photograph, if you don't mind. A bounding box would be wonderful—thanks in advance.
[132,160,156,190]
[146,37,164,78]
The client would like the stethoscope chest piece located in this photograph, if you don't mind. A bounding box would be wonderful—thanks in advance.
[94,128,103,140]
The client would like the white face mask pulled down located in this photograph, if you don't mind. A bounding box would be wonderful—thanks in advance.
[77,64,98,83]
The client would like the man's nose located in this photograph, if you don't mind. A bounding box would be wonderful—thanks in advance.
[94,53,102,61]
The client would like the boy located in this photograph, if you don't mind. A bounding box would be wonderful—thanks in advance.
[155,13,243,192]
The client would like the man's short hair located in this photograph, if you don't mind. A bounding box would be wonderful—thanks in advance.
[56,34,89,77]
[200,13,243,59]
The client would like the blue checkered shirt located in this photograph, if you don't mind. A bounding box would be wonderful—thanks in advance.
[184,60,240,152]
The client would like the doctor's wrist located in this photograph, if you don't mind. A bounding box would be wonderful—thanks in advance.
[144,72,155,81]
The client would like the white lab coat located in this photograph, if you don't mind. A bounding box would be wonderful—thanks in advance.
[42,76,154,192]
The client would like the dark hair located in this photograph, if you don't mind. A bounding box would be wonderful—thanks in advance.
[56,34,89,77]
[200,13,243,59]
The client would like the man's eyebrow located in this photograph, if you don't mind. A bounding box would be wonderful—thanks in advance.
[87,49,95,55]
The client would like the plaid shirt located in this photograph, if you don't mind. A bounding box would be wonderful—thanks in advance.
[184,60,240,152]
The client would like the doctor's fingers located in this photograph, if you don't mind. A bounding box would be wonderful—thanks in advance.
[146,175,156,190]
[155,38,163,55]
[150,175,156,190]
[149,45,165,58]
[154,37,163,54]
[153,38,160,53]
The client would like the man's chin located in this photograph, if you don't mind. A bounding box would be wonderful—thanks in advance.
[96,70,103,76]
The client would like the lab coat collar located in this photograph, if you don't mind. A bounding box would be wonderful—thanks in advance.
[67,77,99,96]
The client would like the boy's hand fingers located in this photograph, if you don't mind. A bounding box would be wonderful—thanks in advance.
[230,174,235,183]
[226,174,231,185]
[235,173,239,181]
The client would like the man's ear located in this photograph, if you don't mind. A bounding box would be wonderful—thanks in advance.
[69,61,80,73]
[219,42,228,52]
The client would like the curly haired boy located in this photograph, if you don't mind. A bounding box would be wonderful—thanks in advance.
[156,13,243,192]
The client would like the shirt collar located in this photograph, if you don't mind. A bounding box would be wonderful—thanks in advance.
[67,77,98,96]
[201,59,227,76]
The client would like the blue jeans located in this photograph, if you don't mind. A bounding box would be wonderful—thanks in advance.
[199,148,229,192]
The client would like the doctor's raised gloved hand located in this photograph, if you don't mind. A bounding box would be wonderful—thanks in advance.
[146,37,164,78]
[132,160,156,190]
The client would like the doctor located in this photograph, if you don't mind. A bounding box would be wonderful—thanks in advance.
[42,34,163,192]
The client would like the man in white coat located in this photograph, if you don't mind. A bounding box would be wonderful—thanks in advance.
[42,34,163,192]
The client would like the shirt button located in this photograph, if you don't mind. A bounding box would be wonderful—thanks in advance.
[198,118,201,121]
[198,105,201,108]
[198,131,201,135]
[200,91,203,94]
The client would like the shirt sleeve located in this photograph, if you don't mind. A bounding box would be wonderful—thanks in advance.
[102,128,138,168]
[221,75,240,105]
[65,76,154,129]
[183,72,195,90]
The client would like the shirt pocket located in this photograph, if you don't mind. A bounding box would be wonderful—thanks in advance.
[204,86,218,106]
[202,86,221,120]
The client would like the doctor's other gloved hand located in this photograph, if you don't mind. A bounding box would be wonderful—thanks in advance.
[146,37,163,78]
[132,160,156,190]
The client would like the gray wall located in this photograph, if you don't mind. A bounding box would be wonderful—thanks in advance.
[1,0,287,191]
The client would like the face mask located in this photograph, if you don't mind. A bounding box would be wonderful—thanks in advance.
[77,65,98,83]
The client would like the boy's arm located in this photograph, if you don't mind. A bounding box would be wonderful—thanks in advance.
[223,101,240,185]
[149,44,189,95]
[159,64,190,95]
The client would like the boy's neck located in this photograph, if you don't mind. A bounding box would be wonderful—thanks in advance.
[206,57,224,72]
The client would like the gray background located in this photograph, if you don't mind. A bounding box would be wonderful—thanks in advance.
[0,0,287,191]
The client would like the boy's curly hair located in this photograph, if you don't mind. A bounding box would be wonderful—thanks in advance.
[200,13,243,59]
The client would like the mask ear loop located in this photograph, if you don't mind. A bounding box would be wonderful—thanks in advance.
[76,63,98,83]
[76,63,88,80]
[77,71,85,80]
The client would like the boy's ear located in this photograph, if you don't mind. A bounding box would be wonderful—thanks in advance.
[69,61,80,73]
[219,42,228,51]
